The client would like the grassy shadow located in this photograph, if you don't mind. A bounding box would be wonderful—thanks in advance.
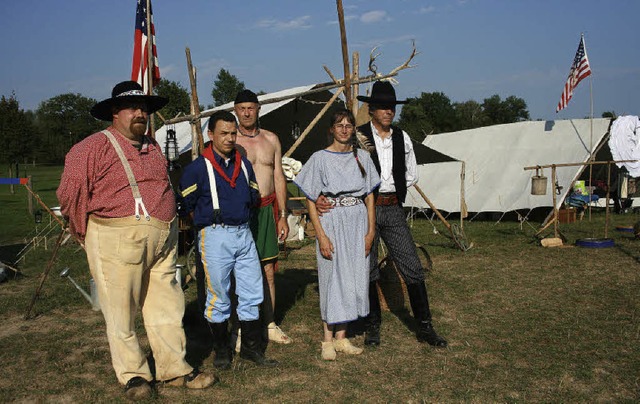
[274,267,317,325]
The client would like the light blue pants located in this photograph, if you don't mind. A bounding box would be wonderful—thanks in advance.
[198,224,263,323]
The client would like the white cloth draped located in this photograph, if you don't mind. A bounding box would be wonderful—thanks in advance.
[609,115,640,177]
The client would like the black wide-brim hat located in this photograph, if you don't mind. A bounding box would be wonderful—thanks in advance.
[90,80,169,121]
[356,80,408,105]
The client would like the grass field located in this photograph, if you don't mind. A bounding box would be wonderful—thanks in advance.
[0,165,639,402]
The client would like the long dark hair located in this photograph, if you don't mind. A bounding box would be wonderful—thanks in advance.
[330,109,366,177]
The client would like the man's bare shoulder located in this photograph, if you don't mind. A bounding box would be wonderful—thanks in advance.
[260,129,281,145]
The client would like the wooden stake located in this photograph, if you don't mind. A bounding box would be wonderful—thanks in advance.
[352,51,359,117]
[336,0,351,110]
[185,47,204,159]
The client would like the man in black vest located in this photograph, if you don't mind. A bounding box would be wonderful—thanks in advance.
[356,81,447,347]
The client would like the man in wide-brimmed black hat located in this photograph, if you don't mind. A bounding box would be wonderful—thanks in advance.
[57,81,216,400]
[356,81,447,348]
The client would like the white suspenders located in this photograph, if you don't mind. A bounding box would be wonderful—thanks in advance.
[203,157,249,212]
[102,130,151,221]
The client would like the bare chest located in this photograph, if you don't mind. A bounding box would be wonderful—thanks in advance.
[236,136,276,167]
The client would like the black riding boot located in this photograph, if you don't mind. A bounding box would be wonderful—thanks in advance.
[406,282,448,347]
[240,320,279,367]
[208,320,232,369]
[364,281,382,346]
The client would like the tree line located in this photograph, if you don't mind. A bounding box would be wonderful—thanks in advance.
[0,68,613,165]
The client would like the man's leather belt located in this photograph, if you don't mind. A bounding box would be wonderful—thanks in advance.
[376,193,398,206]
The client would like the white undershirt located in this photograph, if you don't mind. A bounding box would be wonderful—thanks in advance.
[370,123,418,194]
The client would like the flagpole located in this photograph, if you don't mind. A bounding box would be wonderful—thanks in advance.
[145,0,155,137]
[584,33,594,221]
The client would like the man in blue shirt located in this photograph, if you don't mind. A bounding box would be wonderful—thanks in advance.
[179,110,277,369]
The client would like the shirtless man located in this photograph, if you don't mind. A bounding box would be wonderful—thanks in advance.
[234,89,292,344]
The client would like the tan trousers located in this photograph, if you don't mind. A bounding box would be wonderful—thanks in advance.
[85,215,193,385]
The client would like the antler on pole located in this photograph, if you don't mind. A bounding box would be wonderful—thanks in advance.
[185,47,204,159]
[336,0,352,110]
[388,40,418,76]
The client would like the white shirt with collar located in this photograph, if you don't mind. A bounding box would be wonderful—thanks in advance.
[370,122,418,194]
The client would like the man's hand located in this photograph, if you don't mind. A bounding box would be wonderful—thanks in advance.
[277,216,289,241]
[315,195,334,216]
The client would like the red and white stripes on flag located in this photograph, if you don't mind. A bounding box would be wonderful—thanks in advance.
[556,35,591,113]
[131,0,160,94]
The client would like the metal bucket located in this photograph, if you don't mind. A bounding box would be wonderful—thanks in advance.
[531,175,547,195]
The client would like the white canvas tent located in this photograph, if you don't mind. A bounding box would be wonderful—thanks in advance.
[405,118,612,217]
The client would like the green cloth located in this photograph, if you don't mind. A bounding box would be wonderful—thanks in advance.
[250,204,279,262]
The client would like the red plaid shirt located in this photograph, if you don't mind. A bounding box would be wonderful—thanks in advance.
[57,126,176,242]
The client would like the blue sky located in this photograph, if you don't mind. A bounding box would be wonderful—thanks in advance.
[0,0,638,121]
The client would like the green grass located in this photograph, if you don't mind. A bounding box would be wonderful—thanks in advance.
[1,166,639,402]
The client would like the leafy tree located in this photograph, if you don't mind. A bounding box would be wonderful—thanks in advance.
[35,93,104,163]
[398,92,457,141]
[481,94,529,125]
[0,93,37,164]
[453,100,484,130]
[153,79,190,127]
[211,68,245,107]
[601,111,617,119]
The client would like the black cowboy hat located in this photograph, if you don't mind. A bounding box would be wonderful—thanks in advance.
[356,81,408,105]
[90,80,168,121]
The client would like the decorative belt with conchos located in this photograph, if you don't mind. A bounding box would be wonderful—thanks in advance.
[325,195,363,207]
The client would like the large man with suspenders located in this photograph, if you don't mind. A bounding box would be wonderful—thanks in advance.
[57,81,215,401]
[178,110,278,370]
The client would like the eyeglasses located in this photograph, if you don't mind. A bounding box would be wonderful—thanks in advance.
[334,124,354,131]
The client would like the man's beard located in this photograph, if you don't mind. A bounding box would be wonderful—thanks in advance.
[130,119,148,137]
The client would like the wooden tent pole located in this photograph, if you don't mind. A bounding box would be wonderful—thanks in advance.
[163,72,402,126]
[336,0,352,110]
[412,184,469,251]
[145,0,155,138]
[605,162,611,238]
[185,47,204,159]
[552,165,558,238]
[23,184,65,227]
[352,51,360,117]
[460,161,466,229]
[284,87,344,158]
[524,159,636,170]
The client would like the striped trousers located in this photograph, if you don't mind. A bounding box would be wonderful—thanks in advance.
[369,204,425,285]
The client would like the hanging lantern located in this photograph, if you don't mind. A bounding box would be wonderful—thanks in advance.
[291,121,301,140]
[165,126,180,171]
[34,209,43,224]
[291,98,301,140]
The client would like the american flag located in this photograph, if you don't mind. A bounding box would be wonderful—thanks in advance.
[556,35,591,113]
[131,0,160,94]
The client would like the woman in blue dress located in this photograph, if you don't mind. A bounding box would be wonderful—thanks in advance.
[294,109,380,360]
